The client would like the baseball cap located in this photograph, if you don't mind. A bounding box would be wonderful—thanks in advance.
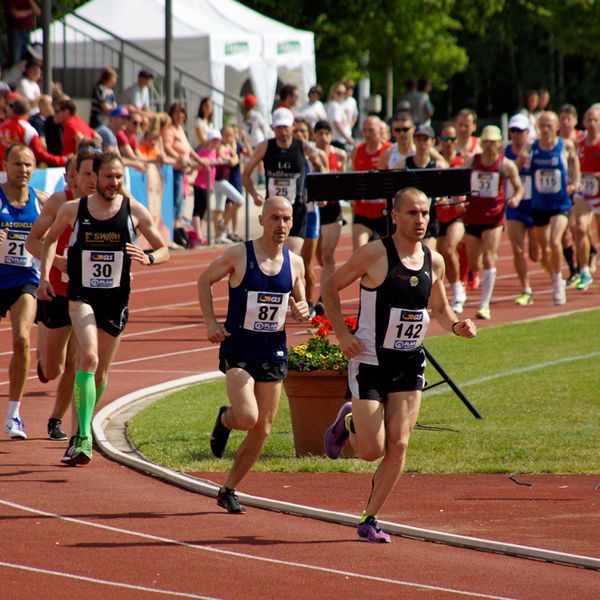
[243,93,257,109]
[271,107,294,128]
[206,128,222,142]
[508,114,530,131]
[6,91,21,103]
[480,125,503,142]
[109,105,130,118]
[414,124,435,138]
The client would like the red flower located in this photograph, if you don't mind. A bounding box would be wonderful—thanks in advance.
[344,316,357,332]
[311,315,326,326]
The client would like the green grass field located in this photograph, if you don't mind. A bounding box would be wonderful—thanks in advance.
[127,309,600,474]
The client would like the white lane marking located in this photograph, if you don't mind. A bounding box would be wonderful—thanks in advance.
[0,560,215,599]
[426,350,600,395]
[0,499,516,600]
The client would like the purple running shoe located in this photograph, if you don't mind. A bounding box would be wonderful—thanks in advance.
[324,402,352,459]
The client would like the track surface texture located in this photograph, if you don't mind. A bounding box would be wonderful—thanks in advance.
[1,234,599,599]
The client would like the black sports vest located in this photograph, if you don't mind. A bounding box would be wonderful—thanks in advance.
[67,196,135,300]
[263,137,306,206]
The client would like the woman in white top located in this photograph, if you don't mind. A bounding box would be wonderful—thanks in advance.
[326,81,354,149]
[194,96,213,147]
[296,85,327,130]
[242,93,269,149]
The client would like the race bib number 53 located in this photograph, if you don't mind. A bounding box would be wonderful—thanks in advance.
[243,291,289,332]
[82,250,123,289]
[382,308,430,351]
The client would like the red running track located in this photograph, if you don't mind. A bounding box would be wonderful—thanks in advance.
[1,234,599,599]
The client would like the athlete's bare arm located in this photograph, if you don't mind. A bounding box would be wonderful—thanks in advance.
[127,198,170,265]
[289,252,310,321]
[322,241,385,357]
[37,200,79,300]
[502,158,524,208]
[242,141,268,206]
[197,244,247,343]
[429,251,476,338]
[25,191,69,271]
[564,139,581,195]
[377,147,392,169]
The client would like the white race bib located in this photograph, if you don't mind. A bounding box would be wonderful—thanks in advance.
[268,177,297,201]
[243,290,289,332]
[382,308,430,352]
[582,174,599,198]
[471,171,500,198]
[506,174,532,201]
[81,249,123,289]
[0,230,35,268]
[535,169,561,194]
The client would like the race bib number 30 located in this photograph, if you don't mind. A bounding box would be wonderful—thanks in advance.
[82,250,123,289]
[244,290,289,332]
[382,308,430,351]
[471,171,500,198]
[267,177,296,201]
[0,230,35,267]
[535,169,561,194]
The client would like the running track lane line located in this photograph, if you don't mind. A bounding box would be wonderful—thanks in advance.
[0,561,216,599]
[0,499,517,600]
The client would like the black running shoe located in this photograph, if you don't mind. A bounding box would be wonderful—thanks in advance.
[210,406,231,458]
[48,418,68,440]
[61,436,76,464]
[217,487,246,514]
[313,299,325,316]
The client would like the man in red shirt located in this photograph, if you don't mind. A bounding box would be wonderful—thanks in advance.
[54,99,100,156]
[0,96,66,170]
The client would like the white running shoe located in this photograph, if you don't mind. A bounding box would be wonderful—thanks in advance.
[552,278,566,305]
[5,417,27,440]
[451,299,464,314]
[215,235,233,244]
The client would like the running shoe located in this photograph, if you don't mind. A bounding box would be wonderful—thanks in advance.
[576,271,593,291]
[210,406,231,458]
[324,402,352,459]
[313,299,326,317]
[216,487,246,514]
[69,435,92,466]
[552,278,567,305]
[450,299,464,314]
[4,417,27,440]
[61,436,76,464]
[514,291,533,306]
[37,361,49,384]
[215,235,233,244]
[476,306,491,320]
[47,418,68,441]
[566,271,580,288]
[357,516,391,543]
[467,271,479,290]
[226,232,244,243]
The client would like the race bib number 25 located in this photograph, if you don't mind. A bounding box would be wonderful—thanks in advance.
[243,291,289,332]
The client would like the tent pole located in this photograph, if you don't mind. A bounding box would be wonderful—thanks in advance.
[164,0,173,109]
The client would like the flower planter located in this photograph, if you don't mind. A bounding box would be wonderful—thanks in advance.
[283,369,355,458]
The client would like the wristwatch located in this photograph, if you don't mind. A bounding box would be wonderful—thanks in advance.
[147,253,155,265]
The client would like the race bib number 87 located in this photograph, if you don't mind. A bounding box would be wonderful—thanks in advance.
[244,291,289,332]
[82,250,123,289]
[382,308,430,351]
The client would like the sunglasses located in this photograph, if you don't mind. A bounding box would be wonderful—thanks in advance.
[509,127,526,133]
[440,135,457,142]
[393,127,411,133]
[131,120,143,126]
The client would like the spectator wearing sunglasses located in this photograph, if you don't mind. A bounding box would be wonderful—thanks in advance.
[378,113,416,169]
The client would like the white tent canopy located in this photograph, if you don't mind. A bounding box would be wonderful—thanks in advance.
[34,0,316,125]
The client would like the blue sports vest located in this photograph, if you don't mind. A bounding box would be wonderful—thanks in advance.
[529,138,571,212]
[221,241,293,363]
[0,185,41,288]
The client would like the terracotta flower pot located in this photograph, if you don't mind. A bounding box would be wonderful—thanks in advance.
[283,369,355,458]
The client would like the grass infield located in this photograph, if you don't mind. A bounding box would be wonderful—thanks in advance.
[127,309,600,474]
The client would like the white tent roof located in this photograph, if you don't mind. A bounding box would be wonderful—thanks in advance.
[35,0,315,124]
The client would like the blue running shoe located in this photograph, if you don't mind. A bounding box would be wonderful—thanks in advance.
[357,515,391,543]
[324,402,352,459]
[4,417,27,440]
